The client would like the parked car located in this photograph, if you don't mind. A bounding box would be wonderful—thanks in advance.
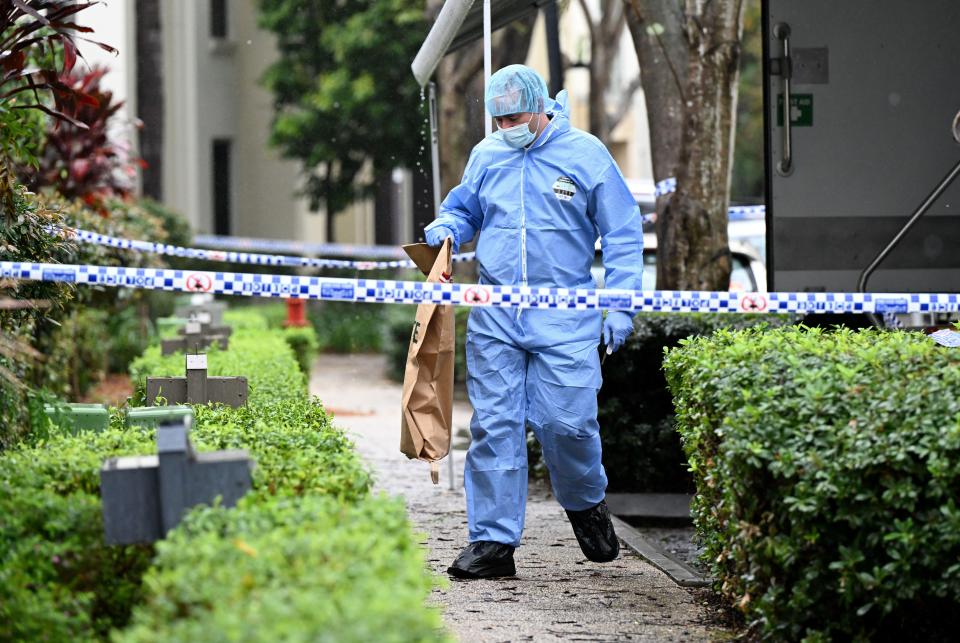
[622,178,767,290]
[591,232,767,292]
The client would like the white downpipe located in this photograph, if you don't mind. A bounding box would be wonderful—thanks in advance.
[411,0,476,87]
[483,0,492,136]
[428,82,442,217]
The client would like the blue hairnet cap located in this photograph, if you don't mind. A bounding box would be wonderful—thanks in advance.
[485,64,549,116]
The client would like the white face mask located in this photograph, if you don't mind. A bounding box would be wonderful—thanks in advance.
[499,113,540,149]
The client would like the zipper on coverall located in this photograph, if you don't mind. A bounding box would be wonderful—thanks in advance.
[517,146,529,322]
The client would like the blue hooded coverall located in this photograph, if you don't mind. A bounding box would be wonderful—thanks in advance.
[425,91,644,547]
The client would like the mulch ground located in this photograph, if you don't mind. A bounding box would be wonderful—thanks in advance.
[80,373,134,407]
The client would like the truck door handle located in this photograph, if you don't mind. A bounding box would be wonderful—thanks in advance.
[773,23,793,175]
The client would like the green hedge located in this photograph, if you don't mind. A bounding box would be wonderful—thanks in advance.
[129,328,306,405]
[231,301,384,354]
[0,397,373,640]
[118,495,442,642]
[222,307,319,374]
[1,315,445,641]
[597,313,794,492]
[311,300,386,353]
[0,424,157,640]
[283,325,320,375]
[227,302,289,330]
[664,326,960,640]
[222,308,271,331]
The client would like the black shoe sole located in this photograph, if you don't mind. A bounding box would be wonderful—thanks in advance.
[446,563,517,579]
[582,541,620,563]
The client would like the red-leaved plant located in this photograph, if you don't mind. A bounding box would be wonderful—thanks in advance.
[1,0,116,128]
[17,66,143,212]
[0,1,113,397]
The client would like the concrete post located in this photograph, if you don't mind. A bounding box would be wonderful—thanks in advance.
[185,353,208,404]
[100,416,253,544]
[145,352,248,407]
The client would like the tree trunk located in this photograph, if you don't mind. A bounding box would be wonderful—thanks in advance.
[437,50,484,197]
[324,172,335,243]
[135,0,164,201]
[625,0,686,182]
[428,0,536,197]
[627,0,745,291]
[373,169,394,245]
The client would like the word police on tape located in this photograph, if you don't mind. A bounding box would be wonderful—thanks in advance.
[4,260,959,315]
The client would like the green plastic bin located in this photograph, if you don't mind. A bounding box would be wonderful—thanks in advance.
[44,403,109,434]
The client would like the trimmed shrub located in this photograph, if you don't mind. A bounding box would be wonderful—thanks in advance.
[0,396,373,641]
[222,308,271,331]
[1,311,443,640]
[117,494,445,643]
[597,313,794,492]
[233,301,384,353]
[230,301,289,329]
[283,325,320,375]
[189,399,371,501]
[664,326,960,640]
[0,425,159,640]
[129,329,306,405]
[223,306,320,374]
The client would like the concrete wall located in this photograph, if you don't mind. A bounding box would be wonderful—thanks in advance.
[155,1,366,242]
[161,1,301,239]
[75,2,136,119]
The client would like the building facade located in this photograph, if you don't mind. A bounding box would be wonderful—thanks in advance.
[78,1,651,246]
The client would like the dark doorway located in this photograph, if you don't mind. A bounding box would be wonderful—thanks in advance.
[212,139,232,235]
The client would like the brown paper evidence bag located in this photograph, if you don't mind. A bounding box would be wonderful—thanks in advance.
[399,238,455,484]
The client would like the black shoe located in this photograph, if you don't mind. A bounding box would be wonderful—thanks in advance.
[447,541,516,579]
[565,499,620,562]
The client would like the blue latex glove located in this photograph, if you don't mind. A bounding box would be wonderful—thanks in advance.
[425,225,456,249]
[602,311,634,354]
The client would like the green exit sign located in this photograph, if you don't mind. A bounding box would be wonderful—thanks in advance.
[777,94,814,126]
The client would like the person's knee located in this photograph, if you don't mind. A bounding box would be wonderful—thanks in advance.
[528,387,598,436]
[467,435,526,470]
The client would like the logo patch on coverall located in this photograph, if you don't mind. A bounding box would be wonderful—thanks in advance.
[552,176,577,201]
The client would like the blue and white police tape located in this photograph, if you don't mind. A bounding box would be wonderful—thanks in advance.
[187,178,758,260]
[654,177,766,221]
[654,177,677,198]
[3,260,957,314]
[193,234,408,259]
[54,225,477,270]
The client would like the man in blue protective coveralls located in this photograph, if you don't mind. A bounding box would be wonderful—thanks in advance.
[424,64,644,579]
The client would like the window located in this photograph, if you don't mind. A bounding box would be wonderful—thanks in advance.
[212,139,231,235]
[210,0,228,39]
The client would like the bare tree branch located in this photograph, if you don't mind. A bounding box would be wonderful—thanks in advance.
[606,76,643,133]
[578,0,596,39]
[450,43,484,88]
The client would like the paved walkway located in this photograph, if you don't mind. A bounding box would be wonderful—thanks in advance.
[310,354,721,642]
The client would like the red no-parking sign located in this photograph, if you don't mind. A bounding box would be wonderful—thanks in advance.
[739,294,768,312]
[463,286,491,305]
[185,273,213,292]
